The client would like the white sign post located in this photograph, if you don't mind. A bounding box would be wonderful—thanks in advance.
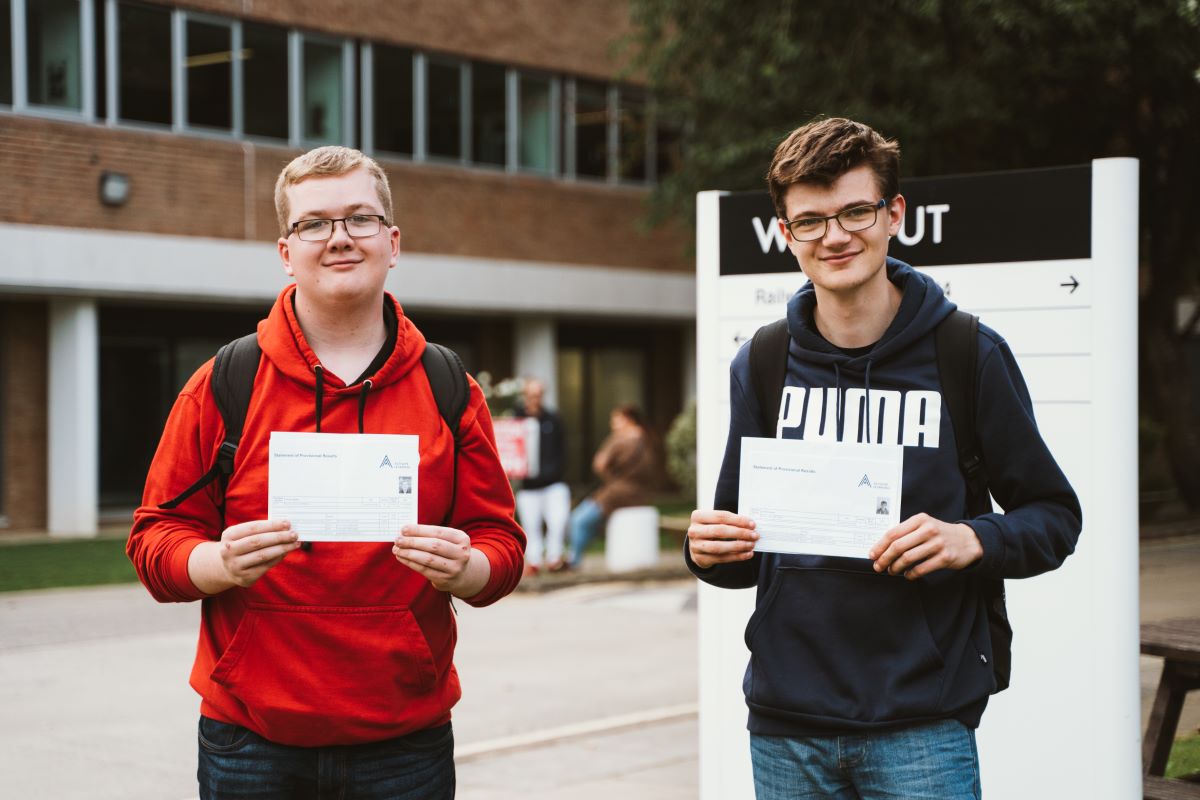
[695,158,1139,799]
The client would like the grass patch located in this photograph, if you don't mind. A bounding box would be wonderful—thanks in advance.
[1168,734,1200,780]
[0,537,138,593]
[654,499,694,518]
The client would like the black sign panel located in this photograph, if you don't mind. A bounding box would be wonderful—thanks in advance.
[717,164,1091,275]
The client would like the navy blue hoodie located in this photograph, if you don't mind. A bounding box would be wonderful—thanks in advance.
[688,258,1081,736]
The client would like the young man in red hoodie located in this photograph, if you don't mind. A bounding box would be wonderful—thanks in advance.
[128,146,526,799]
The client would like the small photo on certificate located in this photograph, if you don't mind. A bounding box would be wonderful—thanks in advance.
[738,437,903,559]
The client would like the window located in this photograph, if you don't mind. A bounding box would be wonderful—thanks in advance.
[372,43,412,155]
[618,88,648,182]
[518,74,553,173]
[242,21,287,139]
[118,1,170,124]
[185,17,232,131]
[92,0,104,118]
[426,59,462,160]
[574,79,607,179]
[471,61,505,167]
[303,38,342,144]
[27,0,82,110]
[0,0,11,105]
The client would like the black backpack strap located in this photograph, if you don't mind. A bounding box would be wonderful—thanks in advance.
[935,309,1011,693]
[748,318,790,437]
[935,310,989,513]
[421,342,470,524]
[158,333,261,510]
[422,342,469,442]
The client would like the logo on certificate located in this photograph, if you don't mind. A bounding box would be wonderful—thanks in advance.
[858,474,872,488]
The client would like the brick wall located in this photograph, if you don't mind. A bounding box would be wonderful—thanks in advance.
[1,302,48,531]
[178,0,636,79]
[0,116,688,271]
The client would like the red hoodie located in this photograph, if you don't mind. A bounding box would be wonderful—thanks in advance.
[128,285,525,747]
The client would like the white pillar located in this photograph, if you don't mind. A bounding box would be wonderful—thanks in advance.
[48,297,99,537]
[514,317,558,408]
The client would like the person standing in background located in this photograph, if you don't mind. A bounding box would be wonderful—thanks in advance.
[514,379,571,574]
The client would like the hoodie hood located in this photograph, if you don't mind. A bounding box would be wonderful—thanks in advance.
[786,257,956,368]
[258,284,426,392]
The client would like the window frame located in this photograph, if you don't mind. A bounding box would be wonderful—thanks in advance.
[237,17,289,144]
[0,8,662,188]
[111,0,175,131]
[615,84,654,187]
[421,52,468,166]
[513,68,559,178]
[176,9,239,138]
[467,58,508,172]
[11,0,95,121]
[292,28,354,148]
[567,76,613,184]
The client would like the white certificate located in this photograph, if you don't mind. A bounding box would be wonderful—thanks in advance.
[739,437,903,559]
[268,432,420,542]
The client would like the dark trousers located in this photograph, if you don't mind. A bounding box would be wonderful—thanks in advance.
[197,716,455,800]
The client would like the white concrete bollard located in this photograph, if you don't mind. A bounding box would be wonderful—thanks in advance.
[605,506,661,572]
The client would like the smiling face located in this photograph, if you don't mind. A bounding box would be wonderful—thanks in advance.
[779,164,905,297]
[277,166,401,308]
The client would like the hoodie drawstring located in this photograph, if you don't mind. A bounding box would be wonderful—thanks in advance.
[834,358,875,443]
[357,380,372,434]
[313,366,371,434]
[314,365,325,433]
[832,362,843,439]
[862,359,874,444]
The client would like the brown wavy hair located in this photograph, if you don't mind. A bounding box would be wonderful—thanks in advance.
[767,117,900,220]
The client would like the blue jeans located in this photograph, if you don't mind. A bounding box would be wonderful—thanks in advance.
[197,716,455,799]
[750,719,980,799]
[567,497,606,566]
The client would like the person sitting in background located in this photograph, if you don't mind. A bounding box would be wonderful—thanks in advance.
[567,405,659,568]
[514,378,570,574]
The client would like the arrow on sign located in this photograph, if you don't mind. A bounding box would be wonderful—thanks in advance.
[1060,275,1080,293]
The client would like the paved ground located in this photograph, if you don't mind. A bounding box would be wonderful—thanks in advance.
[0,536,1196,799]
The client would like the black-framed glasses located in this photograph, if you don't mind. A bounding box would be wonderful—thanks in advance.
[782,199,888,242]
[289,214,389,242]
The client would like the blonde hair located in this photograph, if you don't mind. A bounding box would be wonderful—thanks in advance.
[274,146,393,237]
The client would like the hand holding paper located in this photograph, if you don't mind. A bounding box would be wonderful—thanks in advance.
[393,524,491,597]
[187,518,300,594]
[686,509,759,569]
[868,513,983,579]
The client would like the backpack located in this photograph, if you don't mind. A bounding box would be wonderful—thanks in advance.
[747,310,1013,694]
[158,334,470,522]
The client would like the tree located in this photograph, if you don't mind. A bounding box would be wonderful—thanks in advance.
[627,0,1200,510]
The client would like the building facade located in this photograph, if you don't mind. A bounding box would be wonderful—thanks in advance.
[0,0,696,534]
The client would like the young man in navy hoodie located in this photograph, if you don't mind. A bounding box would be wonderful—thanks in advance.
[685,118,1082,798]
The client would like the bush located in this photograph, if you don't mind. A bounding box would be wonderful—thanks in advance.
[665,400,697,501]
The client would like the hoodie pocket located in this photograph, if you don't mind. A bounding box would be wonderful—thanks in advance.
[210,603,440,738]
[744,566,945,724]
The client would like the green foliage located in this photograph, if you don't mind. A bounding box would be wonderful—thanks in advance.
[1167,733,1200,780]
[626,0,1200,508]
[0,538,137,593]
[665,400,697,501]
[630,0,1199,228]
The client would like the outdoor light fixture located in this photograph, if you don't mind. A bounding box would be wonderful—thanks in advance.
[98,171,131,207]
